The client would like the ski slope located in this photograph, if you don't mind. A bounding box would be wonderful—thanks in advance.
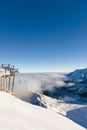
[0,92,86,130]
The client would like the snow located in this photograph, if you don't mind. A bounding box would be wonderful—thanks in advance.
[68,68,87,82]
[33,93,87,128]
[67,68,87,95]
[0,92,86,130]
[67,106,87,128]
[12,71,87,129]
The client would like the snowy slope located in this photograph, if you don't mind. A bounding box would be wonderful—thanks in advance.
[31,93,87,128]
[68,68,87,82]
[12,70,87,129]
[67,68,87,95]
[0,92,86,130]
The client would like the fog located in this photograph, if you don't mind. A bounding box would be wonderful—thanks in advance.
[14,73,71,99]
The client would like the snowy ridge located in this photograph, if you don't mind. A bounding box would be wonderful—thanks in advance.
[0,92,86,130]
[68,68,87,82]
[67,68,87,95]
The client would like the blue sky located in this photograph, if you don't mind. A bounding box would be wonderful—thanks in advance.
[0,0,87,72]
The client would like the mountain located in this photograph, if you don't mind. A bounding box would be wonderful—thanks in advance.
[67,68,87,83]
[67,68,87,96]
[0,92,86,130]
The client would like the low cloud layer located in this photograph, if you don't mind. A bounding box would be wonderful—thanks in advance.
[14,73,71,99]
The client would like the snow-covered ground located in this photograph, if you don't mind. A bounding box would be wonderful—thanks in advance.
[0,92,86,130]
[12,70,87,129]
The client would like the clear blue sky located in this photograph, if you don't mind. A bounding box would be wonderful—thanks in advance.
[0,0,87,72]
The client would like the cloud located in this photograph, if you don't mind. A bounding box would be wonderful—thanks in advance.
[14,73,70,99]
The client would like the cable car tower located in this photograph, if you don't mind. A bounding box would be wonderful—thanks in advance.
[0,64,19,93]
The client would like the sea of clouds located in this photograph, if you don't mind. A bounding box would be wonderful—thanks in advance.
[14,73,73,100]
